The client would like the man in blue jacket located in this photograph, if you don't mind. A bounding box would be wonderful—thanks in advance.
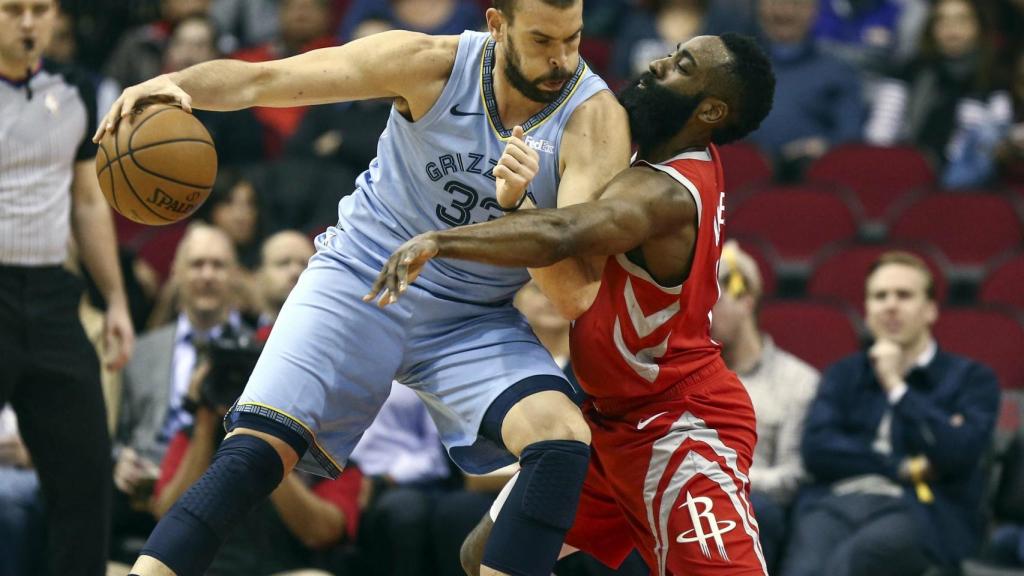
[781,251,1000,576]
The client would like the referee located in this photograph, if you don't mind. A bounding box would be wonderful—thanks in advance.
[0,1,135,575]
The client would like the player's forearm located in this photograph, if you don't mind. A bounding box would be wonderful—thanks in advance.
[270,474,346,549]
[434,202,644,268]
[167,59,270,111]
[432,209,578,268]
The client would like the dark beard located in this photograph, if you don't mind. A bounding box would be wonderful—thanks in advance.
[618,72,703,151]
[503,37,572,104]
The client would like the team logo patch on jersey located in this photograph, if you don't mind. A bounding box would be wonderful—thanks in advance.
[676,491,735,561]
[524,135,555,155]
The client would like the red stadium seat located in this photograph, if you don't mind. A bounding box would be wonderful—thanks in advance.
[980,251,1024,311]
[807,145,934,221]
[934,307,1024,390]
[759,300,861,370]
[719,142,772,193]
[889,194,1024,267]
[808,242,950,309]
[728,186,860,264]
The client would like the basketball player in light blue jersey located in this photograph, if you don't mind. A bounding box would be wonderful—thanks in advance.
[95,1,630,575]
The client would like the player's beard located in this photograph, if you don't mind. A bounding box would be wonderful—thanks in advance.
[503,36,572,104]
[618,72,703,151]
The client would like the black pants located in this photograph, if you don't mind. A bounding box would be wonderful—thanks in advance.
[780,492,931,576]
[0,265,111,576]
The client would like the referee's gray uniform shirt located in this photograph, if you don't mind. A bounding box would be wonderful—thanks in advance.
[1,61,98,266]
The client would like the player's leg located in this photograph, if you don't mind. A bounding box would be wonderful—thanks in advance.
[481,389,592,576]
[132,243,406,576]
[654,379,767,576]
[460,445,636,576]
[403,304,590,576]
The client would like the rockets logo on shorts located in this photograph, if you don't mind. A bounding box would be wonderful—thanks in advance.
[676,492,736,561]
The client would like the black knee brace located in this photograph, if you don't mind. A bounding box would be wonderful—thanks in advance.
[139,434,285,576]
[483,439,590,576]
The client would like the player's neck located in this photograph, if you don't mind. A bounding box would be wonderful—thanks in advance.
[721,323,763,375]
[638,134,710,165]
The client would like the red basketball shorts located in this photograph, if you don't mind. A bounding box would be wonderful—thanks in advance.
[565,365,768,576]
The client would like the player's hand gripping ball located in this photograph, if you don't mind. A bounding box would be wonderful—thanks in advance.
[95,104,217,225]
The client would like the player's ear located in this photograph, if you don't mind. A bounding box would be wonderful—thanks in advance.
[486,8,507,42]
[697,97,728,126]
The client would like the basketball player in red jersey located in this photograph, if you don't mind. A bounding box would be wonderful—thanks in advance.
[367,34,776,576]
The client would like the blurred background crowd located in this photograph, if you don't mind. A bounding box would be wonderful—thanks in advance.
[2,0,1024,575]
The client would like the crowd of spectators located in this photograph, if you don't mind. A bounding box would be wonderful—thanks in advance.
[2,0,1023,575]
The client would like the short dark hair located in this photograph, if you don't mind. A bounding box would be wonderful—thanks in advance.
[492,0,578,22]
[711,33,775,146]
[867,251,936,301]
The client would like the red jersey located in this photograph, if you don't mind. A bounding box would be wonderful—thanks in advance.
[571,146,726,399]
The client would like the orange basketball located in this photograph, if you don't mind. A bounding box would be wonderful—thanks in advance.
[95,104,218,225]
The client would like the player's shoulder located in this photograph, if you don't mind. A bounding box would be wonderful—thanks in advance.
[373,30,460,76]
[565,89,626,129]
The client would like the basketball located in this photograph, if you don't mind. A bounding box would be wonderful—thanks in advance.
[95,104,218,225]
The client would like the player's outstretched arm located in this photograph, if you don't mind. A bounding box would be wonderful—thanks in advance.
[365,168,694,306]
[94,31,456,142]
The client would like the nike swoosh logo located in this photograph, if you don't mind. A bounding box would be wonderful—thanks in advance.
[637,411,669,430]
[450,104,484,117]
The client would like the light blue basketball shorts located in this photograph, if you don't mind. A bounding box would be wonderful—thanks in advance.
[226,226,571,478]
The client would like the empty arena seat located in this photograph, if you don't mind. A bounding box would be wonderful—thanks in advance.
[808,242,950,309]
[889,194,1024,267]
[807,144,934,221]
[980,251,1024,311]
[728,185,860,264]
[719,142,772,193]
[934,307,1024,390]
[759,300,861,370]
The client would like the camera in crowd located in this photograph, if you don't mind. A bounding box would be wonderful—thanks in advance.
[197,328,263,410]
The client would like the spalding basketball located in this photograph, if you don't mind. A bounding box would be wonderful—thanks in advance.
[95,104,217,225]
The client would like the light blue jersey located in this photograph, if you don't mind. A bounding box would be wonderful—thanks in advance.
[338,30,608,304]
[228,31,609,478]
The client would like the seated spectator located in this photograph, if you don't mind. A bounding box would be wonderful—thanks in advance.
[232,0,337,158]
[104,0,211,88]
[750,0,866,180]
[865,0,1011,171]
[194,168,265,271]
[254,230,316,332]
[111,225,250,554]
[285,18,393,175]
[163,15,264,166]
[612,0,708,81]
[780,251,1001,576]
[349,382,452,576]
[338,0,483,43]
[711,241,819,573]
[813,0,928,78]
